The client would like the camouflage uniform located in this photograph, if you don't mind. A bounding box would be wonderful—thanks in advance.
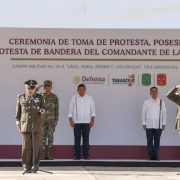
[41,81,59,160]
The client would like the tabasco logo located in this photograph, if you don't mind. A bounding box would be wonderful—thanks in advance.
[142,73,151,86]
[157,73,166,86]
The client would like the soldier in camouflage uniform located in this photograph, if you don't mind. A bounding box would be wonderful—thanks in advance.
[16,80,45,173]
[41,80,59,160]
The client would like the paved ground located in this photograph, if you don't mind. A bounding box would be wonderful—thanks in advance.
[0,167,180,180]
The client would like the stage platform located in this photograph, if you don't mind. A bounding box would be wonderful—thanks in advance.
[1,159,180,167]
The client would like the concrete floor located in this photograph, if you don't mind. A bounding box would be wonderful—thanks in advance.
[0,166,180,180]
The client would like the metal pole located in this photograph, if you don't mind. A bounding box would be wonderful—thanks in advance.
[31,96,36,173]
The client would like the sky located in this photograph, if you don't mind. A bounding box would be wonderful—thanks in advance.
[0,0,180,28]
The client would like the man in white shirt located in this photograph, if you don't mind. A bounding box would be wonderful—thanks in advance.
[68,84,96,160]
[142,87,166,160]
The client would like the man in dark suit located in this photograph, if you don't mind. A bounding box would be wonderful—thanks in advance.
[16,80,45,173]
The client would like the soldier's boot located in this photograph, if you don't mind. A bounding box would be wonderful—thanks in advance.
[40,150,46,160]
[47,148,53,160]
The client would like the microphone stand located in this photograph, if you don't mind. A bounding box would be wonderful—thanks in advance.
[23,95,53,175]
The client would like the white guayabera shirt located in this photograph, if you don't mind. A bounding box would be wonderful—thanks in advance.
[142,98,166,129]
[68,94,96,124]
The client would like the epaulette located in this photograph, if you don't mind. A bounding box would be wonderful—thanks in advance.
[17,93,25,98]
[52,93,58,97]
[39,93,44,97]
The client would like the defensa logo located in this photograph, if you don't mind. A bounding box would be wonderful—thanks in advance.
[157,73,166,86]
[142,73,151,86]
[112,74,135,86]
[73,75,106,84]
[73,76,81,84]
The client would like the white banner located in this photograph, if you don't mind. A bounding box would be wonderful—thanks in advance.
[0,28,180,145]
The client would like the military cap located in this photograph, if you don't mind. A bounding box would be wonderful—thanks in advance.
[24,80,38,87]
[43,80,52,86]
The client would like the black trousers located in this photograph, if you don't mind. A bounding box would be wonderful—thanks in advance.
[74,123,90,159]
[146,128,162,160]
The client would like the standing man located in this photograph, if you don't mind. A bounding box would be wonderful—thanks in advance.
[68,84,96,160]
[142,87,166,160]
[167,85,180,133]
[41,80,59,160]
[16,80,45,173]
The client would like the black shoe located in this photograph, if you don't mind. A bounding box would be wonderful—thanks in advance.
[148,155,156,160]
[83,154,89,160]
[154,155,160,161]
[23,168,31,174]
[154,157,160,161]
[31,166,38,173]
[74,157,80,160]
[83,156,89,160]
[31,169,37,173]
[46,155,53,160]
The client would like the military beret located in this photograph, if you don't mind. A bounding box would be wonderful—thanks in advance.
[24,80,38,87]
[43,80,52,86]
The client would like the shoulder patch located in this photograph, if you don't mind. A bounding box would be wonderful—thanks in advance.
[53,93,58,98]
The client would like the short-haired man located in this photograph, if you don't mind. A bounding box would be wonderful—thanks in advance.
[142,87,166,160]
[68,84,96,160]
[41,80,59,160]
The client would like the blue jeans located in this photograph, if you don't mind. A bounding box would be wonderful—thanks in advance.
[74,124,90,159]
[146,128,162,160]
